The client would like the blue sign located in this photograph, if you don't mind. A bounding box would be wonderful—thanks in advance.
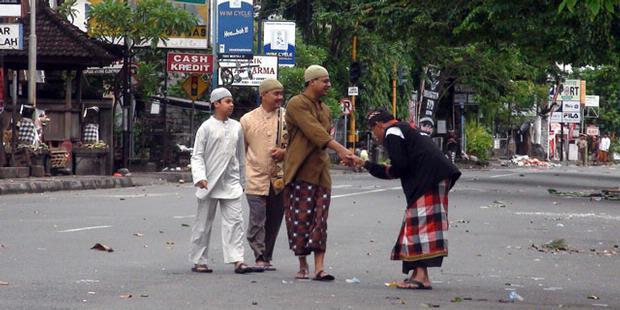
[217,0,253,58]
[263,21,295,67]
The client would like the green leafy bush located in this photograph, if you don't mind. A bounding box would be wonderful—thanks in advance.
[465,122,493,160]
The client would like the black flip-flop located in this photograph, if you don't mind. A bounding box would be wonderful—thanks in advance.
[397,279,432,290]
[191,264,213,273]
[234,263,254,274]
[313,270,335,281]
[263,264,277,271]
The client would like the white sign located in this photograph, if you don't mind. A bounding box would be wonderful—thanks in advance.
[562,111,581,123]
[423,90,439,100]
[0,0,21,17]
[340,99,352,115]
[562,100,580,112]
[217,56,278,87]
[550,112,563,123]
[585,95,600,107]
[587,125,599,136]
[0,24,23,50]
[560,79,581,101]
[263,21,295,67]
[348,86,358,96]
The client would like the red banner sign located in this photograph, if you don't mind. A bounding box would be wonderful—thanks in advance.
[166,52,213,74]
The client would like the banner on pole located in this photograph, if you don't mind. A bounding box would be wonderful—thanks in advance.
[217,0,254,59]
[263,21,295,67]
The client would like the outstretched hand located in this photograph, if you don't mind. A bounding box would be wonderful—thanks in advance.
[346,154,365,168]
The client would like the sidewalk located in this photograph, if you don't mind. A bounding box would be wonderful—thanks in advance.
[0,172,192,196]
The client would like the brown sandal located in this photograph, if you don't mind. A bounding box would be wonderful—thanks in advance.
[295,269,309,279]
[191,264,213,273]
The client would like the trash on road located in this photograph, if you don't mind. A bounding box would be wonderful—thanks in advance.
[507,291,524,302]
[119,294,132,299]
[345,277,360,284]
[384,281,399,287]
[181,223,190,227]
[485,200,508,208]
[451,296,464,302]
[90,243,114,252]
[133,233,144,237]
[420,303,440,308]
[0,281,8,286]
[504,155,559,167]
[588,295,600,300]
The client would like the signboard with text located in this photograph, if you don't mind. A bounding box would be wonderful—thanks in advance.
[78,0,209,49]
[560,79,581,101]
[167,52,213,73]
[217,0,254,59]
[263,21,295,66]
[217,56,278,87]
[0,24,23,50]
[562,111,581,123]
[0,0,21,17]
[585,95,600,107]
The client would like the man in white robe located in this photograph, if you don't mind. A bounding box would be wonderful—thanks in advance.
[189,87,257,274]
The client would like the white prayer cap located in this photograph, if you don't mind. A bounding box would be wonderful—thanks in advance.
[210,87,232,103]
[304,65,329,82]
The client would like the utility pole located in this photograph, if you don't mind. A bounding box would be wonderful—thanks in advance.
[348,24,357,150]
[391,64,396,116]
[28,0,37,107]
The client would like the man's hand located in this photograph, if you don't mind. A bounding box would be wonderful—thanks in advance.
[195,180,208,189]
[270,147,286,162]
[346,154,365,168]
[337,148,354,166]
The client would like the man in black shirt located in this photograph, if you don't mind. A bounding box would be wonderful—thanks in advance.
[349,109,461,290]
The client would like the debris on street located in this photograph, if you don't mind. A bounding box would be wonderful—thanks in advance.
[345,277,360,284]
[90,243,114,252]
[548,188,620,200]
[503,155,560,167]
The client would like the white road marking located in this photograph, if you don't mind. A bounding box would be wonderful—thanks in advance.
[514,211,620,221]
[58,225,112,233]
[332,184,353,189]
[173,215,196,219]
[332,187,401,199]
[489,173,518,178]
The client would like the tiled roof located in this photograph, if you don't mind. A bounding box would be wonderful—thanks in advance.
[0,1,120,69]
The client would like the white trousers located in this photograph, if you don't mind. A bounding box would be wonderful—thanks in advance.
[189,197,245,265]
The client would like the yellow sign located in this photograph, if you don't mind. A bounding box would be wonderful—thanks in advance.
[182,75,209,101]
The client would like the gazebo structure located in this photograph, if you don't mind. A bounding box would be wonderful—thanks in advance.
[0,0,120,177]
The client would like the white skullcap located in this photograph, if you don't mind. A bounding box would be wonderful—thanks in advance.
[304,65,329,82]
[210,87,232,103]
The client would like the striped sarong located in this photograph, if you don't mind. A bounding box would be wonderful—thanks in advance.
[391,179,450,262]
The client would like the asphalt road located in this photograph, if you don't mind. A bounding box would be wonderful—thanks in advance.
[1,166,619,310]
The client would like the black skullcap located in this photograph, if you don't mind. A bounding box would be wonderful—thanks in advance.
[367,109,395,127]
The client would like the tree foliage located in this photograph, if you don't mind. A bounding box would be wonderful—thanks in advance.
[87,0,197,49]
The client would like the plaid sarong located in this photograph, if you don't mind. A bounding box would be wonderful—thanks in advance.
[83,123,99,144]
[17,119,37,146]
[391,179,450,262]
[284,180,331,256]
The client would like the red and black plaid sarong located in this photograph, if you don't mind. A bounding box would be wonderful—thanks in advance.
[284,180,330,256]
[391,179,450,262]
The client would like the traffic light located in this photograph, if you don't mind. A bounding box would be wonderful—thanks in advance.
[349,61,362,84]
[190,76,199,97]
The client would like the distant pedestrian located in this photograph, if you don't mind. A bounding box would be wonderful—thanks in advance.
[283,65,354,281]
[349,109,461,290]
[576,134,587,166]
[240,79,287,271]
[591,135,600,164]
[599,133,611,164]
[189,87,258,274]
